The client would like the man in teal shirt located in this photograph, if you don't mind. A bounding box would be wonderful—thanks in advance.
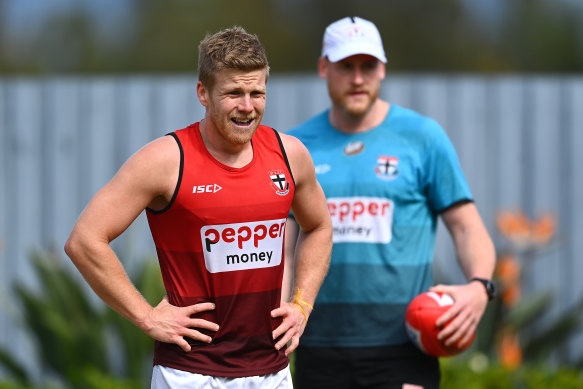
[285,16,496,389]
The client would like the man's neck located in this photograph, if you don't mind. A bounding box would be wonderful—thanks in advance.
[329,100,390,134]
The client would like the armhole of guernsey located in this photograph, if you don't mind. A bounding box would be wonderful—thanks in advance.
[145,132,184,214]
[272,128,295,187]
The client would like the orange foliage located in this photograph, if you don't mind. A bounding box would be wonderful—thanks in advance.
[497,331,523,370]
[502,285,521,307]
[497,211,531,242]
[496,211,555,246]
[493,210,556,369]
[531,214,555,245]
[496,254,522,307]
[496,254,521,284]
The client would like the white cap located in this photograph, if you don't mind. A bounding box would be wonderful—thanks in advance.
[322,16,387,63]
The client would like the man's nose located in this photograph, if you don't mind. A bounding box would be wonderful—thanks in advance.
[351,68,364,84]
[238,95,253,112]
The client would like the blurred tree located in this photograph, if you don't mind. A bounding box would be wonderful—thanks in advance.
[500,0,583,72]
[0,0,9,72]
[0,0,581,74]
[34,6,100,73]
[0,251,165,388]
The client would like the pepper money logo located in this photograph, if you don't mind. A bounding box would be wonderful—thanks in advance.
[200,219,286,273]
[328,197,394,243]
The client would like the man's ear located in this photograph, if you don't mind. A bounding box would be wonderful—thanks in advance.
[379,62,386,81]
[317,57,328,80]
[196,81,208,107]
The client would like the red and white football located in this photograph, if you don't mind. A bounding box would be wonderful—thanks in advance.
[405,291,474,357]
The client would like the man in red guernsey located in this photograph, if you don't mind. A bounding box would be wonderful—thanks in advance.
[65,26,332,388]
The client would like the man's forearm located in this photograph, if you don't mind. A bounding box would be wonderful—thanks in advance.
[65,236,153,328]
[292,225,332,308]
[455,222,496,281]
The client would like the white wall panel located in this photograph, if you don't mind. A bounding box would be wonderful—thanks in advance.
[1,74,582,375]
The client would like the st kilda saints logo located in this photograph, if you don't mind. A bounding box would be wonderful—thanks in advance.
[375,156,399,180]
[269,170,290,196]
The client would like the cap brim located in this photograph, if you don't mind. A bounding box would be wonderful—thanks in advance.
[325,43,387,63]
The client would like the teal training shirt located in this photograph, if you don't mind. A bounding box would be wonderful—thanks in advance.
[288,104,472,347]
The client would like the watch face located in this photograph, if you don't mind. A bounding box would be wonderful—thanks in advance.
[487,281,496,299]
[473,278,496,300]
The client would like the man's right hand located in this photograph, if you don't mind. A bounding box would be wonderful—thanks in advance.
[140,296,220,352]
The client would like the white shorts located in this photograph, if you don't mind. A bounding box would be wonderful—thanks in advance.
[151,364,293,389]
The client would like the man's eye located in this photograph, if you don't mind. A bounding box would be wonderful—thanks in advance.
[364,62,377,70]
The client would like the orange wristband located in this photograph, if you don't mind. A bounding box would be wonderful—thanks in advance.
[293,301,309,323]
[293,288,313,323]
[293,289,314,310]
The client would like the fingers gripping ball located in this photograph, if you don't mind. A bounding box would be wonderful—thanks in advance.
[405,291,475,357]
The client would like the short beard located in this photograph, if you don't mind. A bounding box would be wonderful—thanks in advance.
[221,122,258,145]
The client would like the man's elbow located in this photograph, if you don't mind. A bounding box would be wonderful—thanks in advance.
[64,233,80,264]
[64,230,91,267]
[322,219,333,244]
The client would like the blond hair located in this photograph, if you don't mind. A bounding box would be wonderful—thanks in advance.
[198,26,270,89]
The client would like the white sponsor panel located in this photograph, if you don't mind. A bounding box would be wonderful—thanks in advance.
[200,218,286,273]
[328,197,393,243]
[427,291,454,306]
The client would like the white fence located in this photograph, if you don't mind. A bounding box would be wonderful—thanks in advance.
[1,74,582,377]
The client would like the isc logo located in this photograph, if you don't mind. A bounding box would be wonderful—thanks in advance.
[193,184,222,194]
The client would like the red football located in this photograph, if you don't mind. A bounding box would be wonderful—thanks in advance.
[405,291,474,357]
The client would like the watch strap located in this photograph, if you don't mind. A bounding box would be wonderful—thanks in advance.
[471,277,496,301]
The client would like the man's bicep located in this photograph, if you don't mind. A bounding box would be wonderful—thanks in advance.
[283,133,330,232]
[441,202,480,236]
[291,176,329,233]
[75,168,154,243]
[76,138,179,242]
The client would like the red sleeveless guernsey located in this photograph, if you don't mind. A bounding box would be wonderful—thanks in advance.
[146,122,295,377]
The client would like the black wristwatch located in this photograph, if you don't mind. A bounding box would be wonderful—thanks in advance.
[471,278,496,301]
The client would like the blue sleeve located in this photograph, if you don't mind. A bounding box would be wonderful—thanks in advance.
[422,120,473,212]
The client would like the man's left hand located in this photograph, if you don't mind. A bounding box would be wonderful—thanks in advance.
[430,282,488,347]
[270,302,308,356]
